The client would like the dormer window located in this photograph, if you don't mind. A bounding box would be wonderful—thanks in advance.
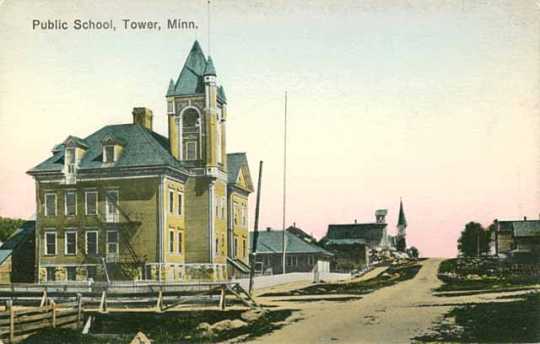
[100,135,125,164]
[104,145,115,163]
[62,135,88,184]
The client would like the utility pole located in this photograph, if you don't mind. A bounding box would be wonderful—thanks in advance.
[282,91,288,274]
[249,161,263,295]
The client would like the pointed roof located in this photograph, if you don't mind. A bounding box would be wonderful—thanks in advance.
[397,199,407,227]
[204,56,217,76]
[167,79,175,96]
[63,135,89,149]
[218,85,227,103]
[227,153,254,192]
[167,40,207,97]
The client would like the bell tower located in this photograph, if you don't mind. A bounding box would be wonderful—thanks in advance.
[165,41,227,174]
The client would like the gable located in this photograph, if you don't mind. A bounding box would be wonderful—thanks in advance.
[237,169,248,189]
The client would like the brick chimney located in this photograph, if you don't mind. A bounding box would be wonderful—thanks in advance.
[132,107,153,130]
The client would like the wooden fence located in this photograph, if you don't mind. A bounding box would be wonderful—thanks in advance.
[0,281,257,342]
[0,297,83,343]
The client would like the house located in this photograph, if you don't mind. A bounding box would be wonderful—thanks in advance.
[27,41,253,282]
[322,209,393,271]
[250,229,333,275]
[285,223,318,245]
[493,218,540,260]
[0,221,36,283]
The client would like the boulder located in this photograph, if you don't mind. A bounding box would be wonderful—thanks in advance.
[129,332,151,344]
[211,319,248,332]
[241,309,267,322]
[196,322,212,332]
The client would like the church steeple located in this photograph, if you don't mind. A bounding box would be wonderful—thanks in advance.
[397,198,407,228]
[396,198,407,251]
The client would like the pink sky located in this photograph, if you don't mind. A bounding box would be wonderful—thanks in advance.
[1,0,539,257]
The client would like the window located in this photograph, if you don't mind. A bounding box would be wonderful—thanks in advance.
[46,267,56,281]
[242,239,246,257]
[221,197,226,219]
[106,231,119,255]
[185,141,197,160]
[105,190,119,222]
[177,193,183,215]
[87,266,97,280]
[177,232,183,254]
[86,231,98,255]
[65,191,77,216]
[216,121,222,164]
[234,237,238,258]
[167,100,174,114]
[233,202,239,225]
[66,267,77,281]
[307,256,315,265]
[215,238,219,255]
[65,148,76,164]
[241,206,247,227]
[169,230,175,254]
[169,190,174,213]
[104,145,115,163]
[45,193,57,216]
[65,231,77,255]
[45,232,57,255]
[85,191,98,215]
[287,256,298,266]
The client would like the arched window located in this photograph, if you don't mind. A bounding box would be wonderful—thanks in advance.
[181,108,200,161]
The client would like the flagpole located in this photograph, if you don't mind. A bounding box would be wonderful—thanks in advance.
[282,91,288,274]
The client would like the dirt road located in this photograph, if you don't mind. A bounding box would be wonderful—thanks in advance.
[251,258,534,344]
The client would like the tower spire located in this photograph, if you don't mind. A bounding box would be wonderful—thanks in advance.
[397,198,407,228]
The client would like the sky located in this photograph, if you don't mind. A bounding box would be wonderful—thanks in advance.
[0,0,539,257]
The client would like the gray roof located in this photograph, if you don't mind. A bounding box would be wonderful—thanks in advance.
[0,221,35,265]
[166,41,226,103]
[204,56,217,76]
[28,124,182,174]
[513,221,540,237]
[218,86,227,103]
[167,41,207,97]
[325,238,367,245]
[64,135,89,149]
[250,230,333,256]
[326,223,387,247]
[227,153,254,191]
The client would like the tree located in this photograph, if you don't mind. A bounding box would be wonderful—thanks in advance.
[457,222,490,257]
[0,217,26,242]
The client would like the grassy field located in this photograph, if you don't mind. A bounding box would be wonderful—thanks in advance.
[21,309,294,344]
[437,257,540,292]
[415,258,540,343]
[415,292,540,343]
[259,263,422,297]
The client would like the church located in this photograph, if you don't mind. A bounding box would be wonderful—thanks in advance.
[27,41,253,282]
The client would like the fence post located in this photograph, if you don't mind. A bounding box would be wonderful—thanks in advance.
[219,286,226,311]
[99,291,107,313]
[6,300,14,343]
[77,293,83,329]
[51,300,57,328]
[156,290,163,312]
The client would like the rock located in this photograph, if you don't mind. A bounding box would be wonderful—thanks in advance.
[129,332,151,344]
[241,309,267,322]
[211,319,248,332]
[196,322,212,332]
